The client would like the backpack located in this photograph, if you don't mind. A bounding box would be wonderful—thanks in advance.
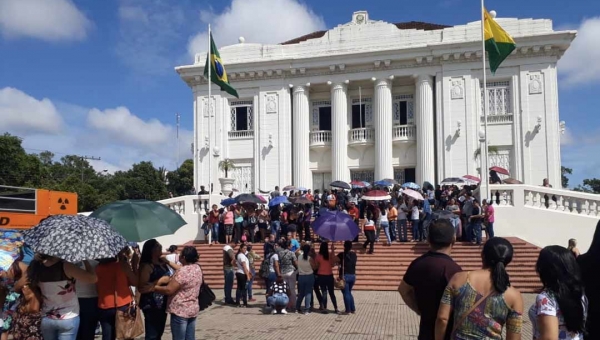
[258,254,272,279]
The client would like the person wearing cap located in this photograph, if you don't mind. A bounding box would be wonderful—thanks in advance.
[398,219,462,340]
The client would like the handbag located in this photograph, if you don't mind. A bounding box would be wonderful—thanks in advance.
[115,288,144,340]
[334,253,346,290]
[197,264,215,310]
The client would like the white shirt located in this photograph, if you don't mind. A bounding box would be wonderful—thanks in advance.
[397,203,408,220]
[268,253,279,273]
[411,206,420,220]
[297,255,314,275]
[236,253,249,274]
[76,260,98,298]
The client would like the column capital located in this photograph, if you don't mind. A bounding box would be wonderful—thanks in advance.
[329,81,347,91]
[292,85,308,94]
[414,74,434,83]
[373,78,392,88]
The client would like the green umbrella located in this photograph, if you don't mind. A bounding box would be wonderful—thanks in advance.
[90,199,187,241]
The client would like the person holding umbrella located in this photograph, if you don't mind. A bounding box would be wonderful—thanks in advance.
[26,256,97,340]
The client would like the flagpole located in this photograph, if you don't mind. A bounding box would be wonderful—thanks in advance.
[359,86,363,127]
[480,1,490,202]
[207,24,212,194]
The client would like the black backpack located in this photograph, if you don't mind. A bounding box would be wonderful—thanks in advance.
[258,254,272,279]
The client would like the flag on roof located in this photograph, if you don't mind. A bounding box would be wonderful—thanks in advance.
[483,9,516,74]
[203,33,239,98]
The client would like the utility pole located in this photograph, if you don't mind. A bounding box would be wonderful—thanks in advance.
[176,112,181,168]
[80,155,101,181]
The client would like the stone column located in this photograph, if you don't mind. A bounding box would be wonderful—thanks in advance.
[330,81,350,182]
[415,75,435,186]
[373,78,394,180]
[292,85,311,188]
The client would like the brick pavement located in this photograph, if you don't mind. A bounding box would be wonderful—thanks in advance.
[158,290,535,339]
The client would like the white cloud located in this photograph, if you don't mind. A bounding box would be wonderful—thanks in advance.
[0,87,63,135]
[560,126,574,146]
[559,17,600,86]
[0,0,92,42]
[187,0,326,61]
[87,106,175,148]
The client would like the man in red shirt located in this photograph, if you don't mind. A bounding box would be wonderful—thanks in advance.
[348,203,360,242]
[208,204,221,244]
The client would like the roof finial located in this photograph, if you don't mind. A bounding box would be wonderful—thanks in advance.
[238,36,245,44]
[489,10,497,18]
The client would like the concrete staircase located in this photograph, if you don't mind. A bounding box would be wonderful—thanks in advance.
[182,233,542,293]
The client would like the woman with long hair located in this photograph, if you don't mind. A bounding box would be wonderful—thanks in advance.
[314,242,339,314]
[137,239,179,340]
[530,246,587,340]
[335,241,357,314]
[153,246,203,340]
[223,206,235,245]
[296,244,316,314]
[435,237,523,340]
[234,243,251,307]
[578,220,600,339]
[379,203,392,246]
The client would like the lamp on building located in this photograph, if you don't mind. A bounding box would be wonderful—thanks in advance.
[559,121,566,135]
[204,136,209,148]
[478,129,486,142]
[268,133,274,148]
[212,146,220,157]
[534,116,543,133]
[456,120,462,137]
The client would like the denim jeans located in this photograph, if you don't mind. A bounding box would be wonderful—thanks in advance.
[247,267,256,299]
[398,219,408,241]
[381,221,391,244]
[464,222,472,242]
[77,297,98,340]
[487,222,495,238]
[98,305,129,340]
[211,223,219,243]
[270,221,280,240]
[170,314,196,340]
[318,274,338,310]
[282,271,297,308]
[142,308,167,340]
[342,274,356,313]
[267,294,289,310]
[234,222,243,243]
[296,274,315,312]
[223,268,235,303]
[235,272,248,306]
[375,222,381,242]
[472,222,482,244]
[41,316,80,340]
[412,219,421,241]
[389,220,397,241]
[264,272,277,307]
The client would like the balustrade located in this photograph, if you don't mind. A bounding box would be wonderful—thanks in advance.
[510,186,600,216]
[392,124,416,142]
[309,130,332,147]
[348,127,374,144]
[228,130,254,139]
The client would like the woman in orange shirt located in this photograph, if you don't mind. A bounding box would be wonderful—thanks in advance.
[314,242,339,314]
[96,250,139,340]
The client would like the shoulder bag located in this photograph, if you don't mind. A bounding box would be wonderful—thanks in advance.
[451,289,493,337]
[115,285,144,339]
[334,253,346,290]
[197,264,215,311]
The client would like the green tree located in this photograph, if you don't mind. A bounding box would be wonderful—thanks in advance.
[574,178,600,194]
[561,166,572,188]
[166,159,194,196]
[218,158,236,178]
[123,161,168,200]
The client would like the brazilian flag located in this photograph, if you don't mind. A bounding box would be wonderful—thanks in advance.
[204,33,239,98]
[483,8,516,74]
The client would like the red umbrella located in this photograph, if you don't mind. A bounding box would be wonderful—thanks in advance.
[489,166,509,176]
[361,190,391,201]
[462,175,481,182]
[350,180,369,188]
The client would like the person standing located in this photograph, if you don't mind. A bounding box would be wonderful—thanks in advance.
[461,192,474,242]
[399,220,462,340]
[315,242,339,314]
[234,244,251,308]
[336,241,357,314]
[208,205,221,245]
[76,260,99,340]
[277,241,298,311]
[245,245,261,302]
[397,198,409,242]
[295,244,317,314]
[223,207,235,245]
[469,200,484,245]
[387,202,398,243]
[362,213,376,254]
[411,200,422,242]
[222,245,236,305]
[379,205,392,246]
[483,200,495,239]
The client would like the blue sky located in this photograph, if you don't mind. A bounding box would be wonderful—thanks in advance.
[0,0,599,187]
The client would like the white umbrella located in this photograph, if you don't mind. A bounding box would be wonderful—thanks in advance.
[402,188,425,201]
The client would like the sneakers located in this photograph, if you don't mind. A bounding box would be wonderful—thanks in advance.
[281,309,288,314]
[271,308,276,314]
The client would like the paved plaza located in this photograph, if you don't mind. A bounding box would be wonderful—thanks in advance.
[159,289,536,339]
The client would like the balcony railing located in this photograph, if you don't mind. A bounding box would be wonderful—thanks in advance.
[392,124,416,142]
[348,127,374,145]
[228,130,254,139]
[481,114,513,124]
[309,130,331,147]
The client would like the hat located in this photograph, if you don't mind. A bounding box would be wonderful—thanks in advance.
[428,219,455,246]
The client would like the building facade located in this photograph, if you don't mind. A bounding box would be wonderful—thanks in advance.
[176,11,575,195]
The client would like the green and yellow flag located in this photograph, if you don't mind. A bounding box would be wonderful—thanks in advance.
[204,33,239,98]
[484,9,516,74]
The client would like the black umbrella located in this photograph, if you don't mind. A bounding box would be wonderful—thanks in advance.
[234,193,265,204]
[330,181,351,190]
[23,214,127,263]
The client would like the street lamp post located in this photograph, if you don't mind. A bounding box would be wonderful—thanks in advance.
[479,129,489,203]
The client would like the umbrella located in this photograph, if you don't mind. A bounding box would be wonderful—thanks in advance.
[330,181,351,190]
[374,180,394,187]
[258,188,271,194]
[402,188,425,201]
[350,180,370,188]
[23,215,127,263]
[220,198,236,206]
[234,193,264,204]
[91,199,187,241]
[282,185,296,191]
[312,211,359,241]
[268,196,290,207]
[401,182,421,190]
[441,177,465,185]
[490,166,510,176]
[462,175,481,183]
[291,196,312,205]
[503,178,523,184]
[362,190,392,201]
[297,187,308,192]
[381,178,399,185]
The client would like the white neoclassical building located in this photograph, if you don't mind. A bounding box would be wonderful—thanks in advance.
[176,11,575,195]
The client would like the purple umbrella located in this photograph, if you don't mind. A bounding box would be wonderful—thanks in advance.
[311,211,359,241]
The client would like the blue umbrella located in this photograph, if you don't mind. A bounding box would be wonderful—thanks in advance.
[401,182,421,190]
[312,211,359,241]
[268,195,290,207]
[374,180,394,187]
[220,198,236,206]
[297,187,308,191]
